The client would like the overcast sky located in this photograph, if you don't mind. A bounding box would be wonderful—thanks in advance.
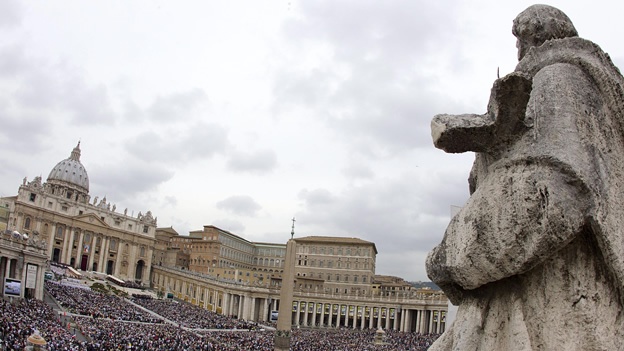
[1,1,622,282]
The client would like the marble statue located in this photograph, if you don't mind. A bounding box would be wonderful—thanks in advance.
[427,5,624,350]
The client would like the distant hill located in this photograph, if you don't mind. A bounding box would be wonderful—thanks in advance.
[409,281,441,290]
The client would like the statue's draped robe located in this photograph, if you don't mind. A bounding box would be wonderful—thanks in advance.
[427,37,624,350]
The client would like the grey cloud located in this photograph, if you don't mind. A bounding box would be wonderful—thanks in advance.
[125,122,229,163]
[216,195,261,217]
[0,1,22,30]
[146,88,208,123]
[298,188,335,207]
[273,0,468,157]
[341,162,374,180]
[88,159,175,204]
[226,149,277,174]
[0,107,52,152]
[0,43,116,126]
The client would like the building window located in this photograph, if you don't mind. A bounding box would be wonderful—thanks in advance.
[47,201,53,208]
[140,246,146,257]
[29,193,36,202]
[128,224,133,230]
[79,210,83,215]
[110,239,117,251]
[143,225,148,234]
[56,227,63,239]
[61,206,68,212]
[115,220,120,226]
[24,217,31,229]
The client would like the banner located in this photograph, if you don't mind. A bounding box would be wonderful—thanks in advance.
[26,264,37,289]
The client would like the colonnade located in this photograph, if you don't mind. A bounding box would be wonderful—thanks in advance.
[152,267,447,334]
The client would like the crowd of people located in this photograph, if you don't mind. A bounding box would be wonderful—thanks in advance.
[0,282,440,350]
[130,297,258,330]
[0,298,86,351]
[45,281,163,323]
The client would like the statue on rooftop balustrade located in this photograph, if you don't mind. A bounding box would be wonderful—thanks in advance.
[427,4,624,350]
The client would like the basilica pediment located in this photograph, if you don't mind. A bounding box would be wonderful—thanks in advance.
[72,212,111,228]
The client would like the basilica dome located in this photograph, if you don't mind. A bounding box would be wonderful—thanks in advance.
[47,142,90,194]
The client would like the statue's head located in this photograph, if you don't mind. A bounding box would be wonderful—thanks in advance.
[512,4,578,60]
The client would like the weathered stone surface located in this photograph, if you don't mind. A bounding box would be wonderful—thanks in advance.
[427,4,624,350]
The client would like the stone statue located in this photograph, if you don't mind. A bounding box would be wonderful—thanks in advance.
[427,5,624,350]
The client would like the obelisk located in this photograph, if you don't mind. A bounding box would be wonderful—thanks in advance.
[274,220,297,351]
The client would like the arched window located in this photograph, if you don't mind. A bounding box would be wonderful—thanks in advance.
[56,226,64,239]
[140,246,146,257]
[24,217,31,229]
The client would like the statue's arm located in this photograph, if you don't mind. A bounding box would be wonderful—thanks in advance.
[427,161,589,294]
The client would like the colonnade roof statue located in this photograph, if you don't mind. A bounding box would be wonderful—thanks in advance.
[427,4,624,350]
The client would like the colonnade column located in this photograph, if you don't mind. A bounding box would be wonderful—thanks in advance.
[360,307,366,329]
[223,293,230,316]
[214,291,219,312]
[369,308,374,329]
[262,298,269,322]
[237,295,244,318]
[311,303,317,327]
[393,310,399,330]
[303,302,309,326]
[320,303,326,327]
[249,297,260,322]
[377,308,382,329]
[436,311,442,333]
[428,310,433,334]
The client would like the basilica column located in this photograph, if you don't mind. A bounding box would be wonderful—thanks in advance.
[60,227,70,263]
[99,236,109,274]
[76,230,84,268]
[114,241,123,277]
[62,227,74,264]
[320,303,326,327]
[47,223,57,260]
[127,243,138,281]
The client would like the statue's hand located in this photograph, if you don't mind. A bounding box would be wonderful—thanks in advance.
[426,243,467,305]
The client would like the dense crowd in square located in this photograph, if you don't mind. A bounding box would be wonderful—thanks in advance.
[0,283,440,350]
